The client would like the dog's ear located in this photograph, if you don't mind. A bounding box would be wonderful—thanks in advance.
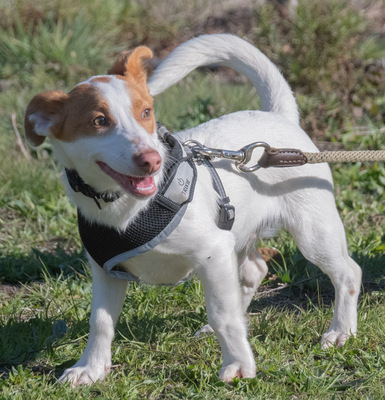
[24,90,68,146]
[107,50,132,76]
[124,46,153,85]
[108,46,153,85]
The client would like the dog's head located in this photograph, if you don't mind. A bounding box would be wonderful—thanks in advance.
[25,47,165,199]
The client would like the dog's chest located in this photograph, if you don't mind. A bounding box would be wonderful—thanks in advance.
[118,250,195,285]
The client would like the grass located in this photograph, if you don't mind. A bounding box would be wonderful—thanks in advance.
[0,0,385,398]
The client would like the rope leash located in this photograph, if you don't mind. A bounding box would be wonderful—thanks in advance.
[304,150,385,164]
[184,140,385,172]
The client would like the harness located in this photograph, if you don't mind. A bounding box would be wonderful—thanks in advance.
[66,124,235,280]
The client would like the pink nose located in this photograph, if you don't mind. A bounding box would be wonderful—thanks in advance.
[133,149,162,174]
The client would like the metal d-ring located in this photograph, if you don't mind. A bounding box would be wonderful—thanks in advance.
[235,142,271,172]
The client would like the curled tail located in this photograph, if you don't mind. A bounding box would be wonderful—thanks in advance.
[148,34,299,126]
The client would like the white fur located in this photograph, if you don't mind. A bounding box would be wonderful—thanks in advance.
[51,34,361,385]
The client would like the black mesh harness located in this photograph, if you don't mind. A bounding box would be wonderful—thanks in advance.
[66,124,235,280]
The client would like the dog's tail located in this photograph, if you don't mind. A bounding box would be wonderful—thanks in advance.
[148,34,299,126]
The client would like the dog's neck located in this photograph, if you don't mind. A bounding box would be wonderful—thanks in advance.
[65,168,121,210]
[64,177,155,230]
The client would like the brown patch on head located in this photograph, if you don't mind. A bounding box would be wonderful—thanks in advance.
[349,289,356,296]
[109,47,156,134]
[56,84,117,141]
[126,81,155,134]
[25,83,116,144]
[24,46,155,145]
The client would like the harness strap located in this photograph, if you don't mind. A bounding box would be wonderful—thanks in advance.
[159,122,235,230]
[200,158,235,230]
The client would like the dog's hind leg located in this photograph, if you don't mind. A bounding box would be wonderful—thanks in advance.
[59,259,128,386]
[195,235,256,381]
[238,245,268,313]
[287,206,362,348]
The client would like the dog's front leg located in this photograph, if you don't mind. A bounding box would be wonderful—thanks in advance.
[196,242,256,381]
[59,258,128,387]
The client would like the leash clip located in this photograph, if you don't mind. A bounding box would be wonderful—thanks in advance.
[183,140,271,173]
[184,140,245,161]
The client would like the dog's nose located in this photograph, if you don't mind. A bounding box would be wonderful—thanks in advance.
[133,149,162,174]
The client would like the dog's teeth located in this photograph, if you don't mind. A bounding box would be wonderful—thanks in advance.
[136,184,154,191]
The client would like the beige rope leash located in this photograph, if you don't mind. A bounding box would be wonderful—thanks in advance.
[256,147,385,170]
[303,150,385,164]
[182,139,385,172]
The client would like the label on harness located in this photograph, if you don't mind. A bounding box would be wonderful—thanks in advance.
[163,155,195,204]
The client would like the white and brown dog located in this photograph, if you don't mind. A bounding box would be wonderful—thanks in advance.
[24,34,361,386]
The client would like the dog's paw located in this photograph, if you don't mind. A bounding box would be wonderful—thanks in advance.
[193,324,214,337]
[321,330,352,349]
[219,362,256,382]
[59,364,110,387]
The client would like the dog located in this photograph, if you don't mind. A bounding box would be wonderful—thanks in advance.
[24,34,362,386]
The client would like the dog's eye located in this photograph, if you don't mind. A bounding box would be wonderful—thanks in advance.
[142,108,151,119]
[93,116,108,127]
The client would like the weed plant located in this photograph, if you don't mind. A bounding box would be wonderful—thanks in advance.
[0,0,384,398]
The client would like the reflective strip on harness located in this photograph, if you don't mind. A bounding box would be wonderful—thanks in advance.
[78,194,193,281]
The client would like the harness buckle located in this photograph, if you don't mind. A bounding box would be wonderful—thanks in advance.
[218,202,235,230]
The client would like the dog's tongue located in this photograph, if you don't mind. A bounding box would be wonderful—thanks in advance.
[96,161,156,197]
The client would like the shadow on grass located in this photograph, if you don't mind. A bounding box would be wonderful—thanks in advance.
[115,309,207,345]
[0,314,89,382]
[249,252,385,313]
[0,246,87,378]
[0,246,86,283]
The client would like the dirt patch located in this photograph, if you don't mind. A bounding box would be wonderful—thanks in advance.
[353,0,385,37]
[258,247,284,265]
[0,283,23,298]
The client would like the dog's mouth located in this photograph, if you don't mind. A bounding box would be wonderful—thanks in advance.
[96,161,156,198]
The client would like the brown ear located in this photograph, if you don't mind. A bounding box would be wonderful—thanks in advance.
[108,46,153,84]
[107,50,133,76]
[24,90,68,146]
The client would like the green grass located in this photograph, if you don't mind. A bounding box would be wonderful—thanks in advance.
[1,0,385,398]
